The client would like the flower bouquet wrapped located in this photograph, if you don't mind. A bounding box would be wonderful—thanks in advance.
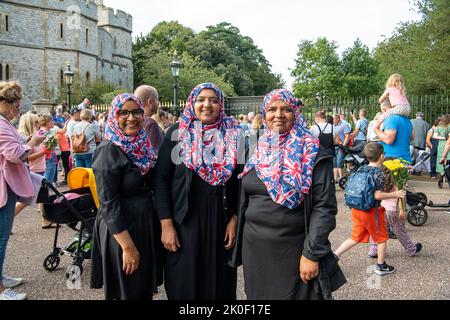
[43,133,58,150]
[383,159,411,213]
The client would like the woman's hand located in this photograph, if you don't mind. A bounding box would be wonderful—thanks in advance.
[122,246,140,275]
[224,215,238,250]
[161,219,181,252]
[395,189,407,198]
[42,147,52,156]
[299,256,319,284]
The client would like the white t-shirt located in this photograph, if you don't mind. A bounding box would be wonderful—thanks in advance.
[310,123,336,139]
[67,119,79,139]
[367,121,379,142]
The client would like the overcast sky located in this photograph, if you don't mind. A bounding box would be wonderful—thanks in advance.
[103,0,421,89]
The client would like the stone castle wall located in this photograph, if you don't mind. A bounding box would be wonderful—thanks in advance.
[0,0,133,110]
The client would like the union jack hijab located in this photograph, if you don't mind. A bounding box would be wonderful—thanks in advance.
[179,83,240,186]
[104,93,157,175]
[239,89,320,209]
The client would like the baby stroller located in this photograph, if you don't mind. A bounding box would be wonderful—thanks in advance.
[337,144,368,190]
[410,147,430,176]
[406,189,450,227]
[41,168,99,278]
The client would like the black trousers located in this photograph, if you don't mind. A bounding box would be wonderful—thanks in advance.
[60,151,71,182]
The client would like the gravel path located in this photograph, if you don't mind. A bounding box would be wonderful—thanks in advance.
[4,176,449,300]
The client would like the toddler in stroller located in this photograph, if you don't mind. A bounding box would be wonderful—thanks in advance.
[41,168,99,279]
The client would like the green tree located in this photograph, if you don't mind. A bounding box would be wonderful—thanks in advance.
[132,22,195,88]
[141,45,235,102]
[375,0,450,94]
[133,21,281,96]
[82,80,116,104]
[292,37,344,98]
[342,39,381,97]
[191,22,282,95]
[101,88,129,106]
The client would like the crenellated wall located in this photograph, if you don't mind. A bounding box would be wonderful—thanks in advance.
[0,0,133,110]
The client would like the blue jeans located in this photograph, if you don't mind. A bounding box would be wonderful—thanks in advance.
[0,185,17,281]
[429,139,439,177]
[45,154,57,183]
[333,148,345,168]
[74,153,93,168]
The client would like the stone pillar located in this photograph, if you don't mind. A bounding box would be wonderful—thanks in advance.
[32,99,55,115]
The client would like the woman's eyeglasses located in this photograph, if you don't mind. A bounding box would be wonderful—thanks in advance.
[117,109,144,119]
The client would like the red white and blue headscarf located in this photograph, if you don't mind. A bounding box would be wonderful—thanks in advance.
[179,83,241,186]
[104,93,157,175]
[239,89,320,209]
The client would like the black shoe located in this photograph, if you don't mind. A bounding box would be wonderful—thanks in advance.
[413,243,423,256]
[374,262,396,276]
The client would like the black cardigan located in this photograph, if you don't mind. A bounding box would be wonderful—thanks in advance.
[153,123,239,225]
[230,153,337,266]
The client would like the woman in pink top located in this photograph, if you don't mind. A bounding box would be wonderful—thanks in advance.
[368,158,422,258]
[378,74,411,123]
[0,81,45,300]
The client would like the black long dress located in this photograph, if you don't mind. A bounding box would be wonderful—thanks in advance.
[239,156,337,300]
[90,141,162,300]
[163,173,237,300]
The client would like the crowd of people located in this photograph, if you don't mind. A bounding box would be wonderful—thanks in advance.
[0,72,449,301]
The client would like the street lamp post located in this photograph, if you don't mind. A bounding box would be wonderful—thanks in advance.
[64,64,74,111]
[171,51,182,116]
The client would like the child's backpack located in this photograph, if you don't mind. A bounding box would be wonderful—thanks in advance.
[344,165,378,211]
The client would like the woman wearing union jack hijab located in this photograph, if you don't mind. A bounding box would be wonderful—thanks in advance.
[90,93,162,300]
[230,89,338,300]
[153,83,242,300]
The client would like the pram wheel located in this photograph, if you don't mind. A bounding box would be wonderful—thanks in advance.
[43,253,60,271]
[408,206,428,226]
[338,177,348,190]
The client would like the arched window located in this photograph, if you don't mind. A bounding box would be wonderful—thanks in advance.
[100,41,103,56]
[5,64,10,80]
[60,69,64,85]
[60,23,64,38]
[86,71,91,84]
[0,64,3,81]
[85,28,89,44]
[5,15,9,32]
[114,36,117,49]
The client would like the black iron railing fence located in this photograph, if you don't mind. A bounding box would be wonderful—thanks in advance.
[93,95,449,124]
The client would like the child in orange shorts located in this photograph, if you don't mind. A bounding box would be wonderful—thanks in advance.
[334,143,406,276]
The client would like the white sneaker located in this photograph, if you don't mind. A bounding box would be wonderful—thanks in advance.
[2,276,24,289]
[0,289,27,300]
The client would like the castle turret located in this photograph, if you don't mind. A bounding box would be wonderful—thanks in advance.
[0,0,133,110]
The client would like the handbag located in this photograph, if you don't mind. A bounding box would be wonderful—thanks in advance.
[303,192,347,300]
